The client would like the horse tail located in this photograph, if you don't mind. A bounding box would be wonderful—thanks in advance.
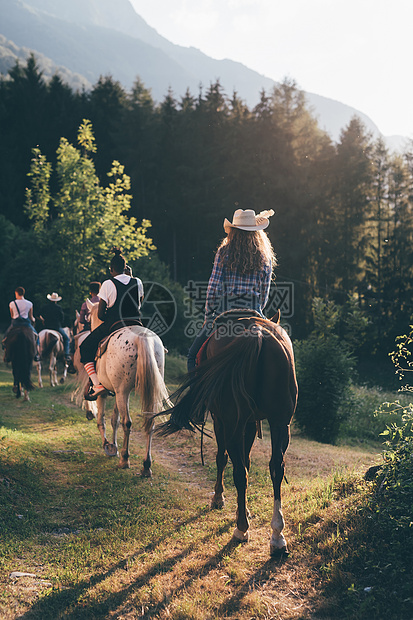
[135,334,171,434]
[156,327,263,437]
[42,332,59,358]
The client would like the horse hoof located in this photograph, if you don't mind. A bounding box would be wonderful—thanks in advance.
[86,411,96,421]
[232,528,249,543]
[59,378,65,384]
[118,460,130,469]
[140,467,152,478]
[270,545,289,558]
[104,444,118,457]
[211,497,225,510]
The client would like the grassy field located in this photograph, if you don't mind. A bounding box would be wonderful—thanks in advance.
[0,355,408,619]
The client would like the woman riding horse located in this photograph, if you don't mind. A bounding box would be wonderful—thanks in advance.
[80,248,143,400]
[155,208,297,555]
[187,208,275,371]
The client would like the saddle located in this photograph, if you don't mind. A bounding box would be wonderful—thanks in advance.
[96,319,143,360]
[196,309,262,366]
[212,308,262,328]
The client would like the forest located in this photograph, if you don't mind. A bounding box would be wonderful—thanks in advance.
[1,55,413,356]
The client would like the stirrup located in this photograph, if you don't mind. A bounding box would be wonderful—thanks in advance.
[84,384,114,401]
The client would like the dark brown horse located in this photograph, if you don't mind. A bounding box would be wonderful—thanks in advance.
[3,326,36,400]
[154,311,297,555]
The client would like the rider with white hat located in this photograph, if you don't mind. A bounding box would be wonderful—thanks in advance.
[187,208,276,371]
[40,292,75,372]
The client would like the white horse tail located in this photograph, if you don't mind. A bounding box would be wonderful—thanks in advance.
[135,334,170,430]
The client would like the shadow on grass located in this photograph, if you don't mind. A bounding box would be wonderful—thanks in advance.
[17,507,235,620]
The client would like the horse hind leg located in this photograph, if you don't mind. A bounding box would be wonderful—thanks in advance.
[13,383,21,399]
[211,417,228,509]
[103,402,119,458]
[37,360,43,388]
[269,424,290,556]
[49,354,57,386]
[226,429,252,543]
[116,393,131,469]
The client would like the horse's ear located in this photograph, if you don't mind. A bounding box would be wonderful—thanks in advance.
[270,310,281,324]
[75,310,80,319]
[86,299,93,311]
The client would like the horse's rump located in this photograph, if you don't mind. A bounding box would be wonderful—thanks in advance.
[39,329,60,358]
[157,323,265,436]
[5,326,36,359]
[158,316,297,435]
[6,326,36,392]
[94,326,170,431]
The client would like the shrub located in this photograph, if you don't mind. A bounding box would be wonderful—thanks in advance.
[375,405,413,526]
[294,334,355,443]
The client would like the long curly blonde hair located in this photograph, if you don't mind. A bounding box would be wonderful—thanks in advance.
[217,228,276,275]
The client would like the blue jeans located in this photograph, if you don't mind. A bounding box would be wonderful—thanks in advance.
[57,328,70,357]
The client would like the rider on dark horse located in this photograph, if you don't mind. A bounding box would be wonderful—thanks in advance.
[80,248,144,400]
[187,208,276,371]
[3,286,40,362]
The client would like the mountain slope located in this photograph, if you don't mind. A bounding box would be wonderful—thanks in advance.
[0,0,406,147]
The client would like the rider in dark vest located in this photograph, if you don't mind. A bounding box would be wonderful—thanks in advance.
[80,248,143,400]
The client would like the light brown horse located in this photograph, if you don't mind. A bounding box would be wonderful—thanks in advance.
[155,311,297,556]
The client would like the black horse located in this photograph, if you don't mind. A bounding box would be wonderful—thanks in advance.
[4,326,36,400]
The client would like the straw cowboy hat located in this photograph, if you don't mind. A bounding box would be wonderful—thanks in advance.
[47,292,62,302]
[223,209,275,233]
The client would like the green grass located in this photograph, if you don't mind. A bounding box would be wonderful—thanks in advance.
[1,357,412,619]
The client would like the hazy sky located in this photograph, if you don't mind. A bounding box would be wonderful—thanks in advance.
[130,0,413,138]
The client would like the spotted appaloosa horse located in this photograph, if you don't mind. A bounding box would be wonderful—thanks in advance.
[154,311,298,556]
[3,326,36,400]
[37,328,71,387]
[73,301,170,473]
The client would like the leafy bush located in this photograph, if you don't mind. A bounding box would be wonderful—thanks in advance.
[294,334,355,443]
[340,386,410,442]
[374,405,413,527]
[373,327,413,528]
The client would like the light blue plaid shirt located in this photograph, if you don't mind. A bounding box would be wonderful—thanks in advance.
[205,248,272,318]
